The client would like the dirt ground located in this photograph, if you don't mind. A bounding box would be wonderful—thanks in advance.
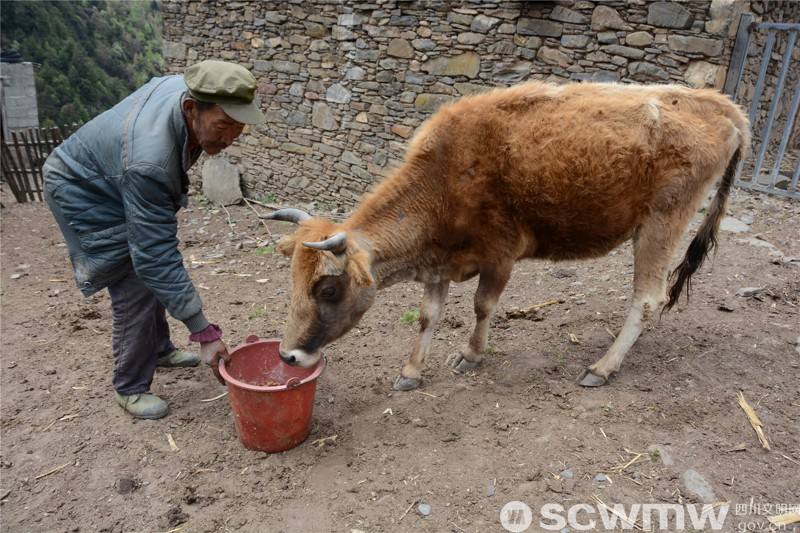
[1,187,798,533]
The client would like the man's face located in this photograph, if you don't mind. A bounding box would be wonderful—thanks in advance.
[184,100,245,155]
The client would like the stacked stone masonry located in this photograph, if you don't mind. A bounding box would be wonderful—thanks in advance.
[161,0,780,208]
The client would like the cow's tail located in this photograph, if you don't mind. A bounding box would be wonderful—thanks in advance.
[663,145,742,312]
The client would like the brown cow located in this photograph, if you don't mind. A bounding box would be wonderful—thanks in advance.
[264,81,750,390]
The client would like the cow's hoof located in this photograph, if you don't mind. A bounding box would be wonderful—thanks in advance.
[448,353,480,374]
[577,368,608,387]
[393,375,421,391]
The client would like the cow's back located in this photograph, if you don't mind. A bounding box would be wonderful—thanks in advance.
[420,82,747,261]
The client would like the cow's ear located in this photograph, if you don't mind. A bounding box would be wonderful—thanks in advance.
[277,234,296,257]
[347,248,374,287]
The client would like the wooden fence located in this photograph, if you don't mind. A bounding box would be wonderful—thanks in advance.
[1,124,80,203]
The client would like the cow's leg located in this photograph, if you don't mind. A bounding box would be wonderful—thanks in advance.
[578,215,687,387]
[393,279,450,391]
[449,264,512,373]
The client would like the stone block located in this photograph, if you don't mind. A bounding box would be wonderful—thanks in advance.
[628,61,670,81]
[281,143,313,155]
[391,124,414,138]
[561,35,591,48]
[312,102,338,130]
[458,32,485,45]
[421,53,480,78]
[202,157,242,205]
[447,12,473,26]
[273,61,300,74]
[471,14,501,33]
[517,18,563,37]
[414,93,454,112]
[163,41,186,59]
[342,151,362,165]
[454,82,491,95]
[597,31,618,44]
[602,45,646,59]
[326,84,352,104]
[684,60,724,88]
[626,31,654,47]
[591,6,631,31]
[550,6,588,24]
[332,26,356,40]
[537,46,572,67]
[647,2,693,29]
[412,39,436,51]
[387,38,414,58]
[304,22,326,38]
[668,35,723,56]
[489,41,517,55]
[492,61,532,84]
[346,66,366,80]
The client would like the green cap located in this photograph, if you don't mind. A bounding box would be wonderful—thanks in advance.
[184,59,265,124]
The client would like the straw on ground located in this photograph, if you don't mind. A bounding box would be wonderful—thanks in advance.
[737,391,770,450]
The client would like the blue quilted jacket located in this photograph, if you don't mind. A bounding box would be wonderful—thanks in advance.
[43,75,209,333]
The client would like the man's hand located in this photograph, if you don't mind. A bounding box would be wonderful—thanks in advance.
[200,338,230,385]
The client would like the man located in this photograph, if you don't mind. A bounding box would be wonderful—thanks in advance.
[43,60,265,419]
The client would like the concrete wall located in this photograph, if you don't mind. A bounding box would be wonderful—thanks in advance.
[163,0,747,209]
[0,62,39,138]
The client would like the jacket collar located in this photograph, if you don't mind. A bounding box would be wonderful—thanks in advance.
[176,92,203,174]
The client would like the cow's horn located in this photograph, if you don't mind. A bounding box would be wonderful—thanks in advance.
[259,208,311,224]
[303,232,347,254]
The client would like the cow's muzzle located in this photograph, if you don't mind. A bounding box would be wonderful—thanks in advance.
[279,347,321,368]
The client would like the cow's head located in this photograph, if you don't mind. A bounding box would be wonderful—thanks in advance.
[264,208,376,367]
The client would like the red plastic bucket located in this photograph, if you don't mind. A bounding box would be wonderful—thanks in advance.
[218,336,325,452]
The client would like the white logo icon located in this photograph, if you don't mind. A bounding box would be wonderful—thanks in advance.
[500,501,533,532]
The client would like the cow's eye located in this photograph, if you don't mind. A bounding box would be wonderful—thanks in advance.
[319,285,337,300]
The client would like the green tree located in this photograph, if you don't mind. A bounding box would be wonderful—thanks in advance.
[1,0,164,127]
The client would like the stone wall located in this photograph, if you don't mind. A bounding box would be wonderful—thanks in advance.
[162,0,747,209]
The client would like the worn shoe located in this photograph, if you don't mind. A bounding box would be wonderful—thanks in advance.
[156,349,200,368]
[114,392,169,419]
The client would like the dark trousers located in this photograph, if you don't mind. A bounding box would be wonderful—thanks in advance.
[44,166,175,394]
[108,271,176,394]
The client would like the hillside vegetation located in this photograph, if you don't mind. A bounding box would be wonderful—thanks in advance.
[1,0,163,127]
